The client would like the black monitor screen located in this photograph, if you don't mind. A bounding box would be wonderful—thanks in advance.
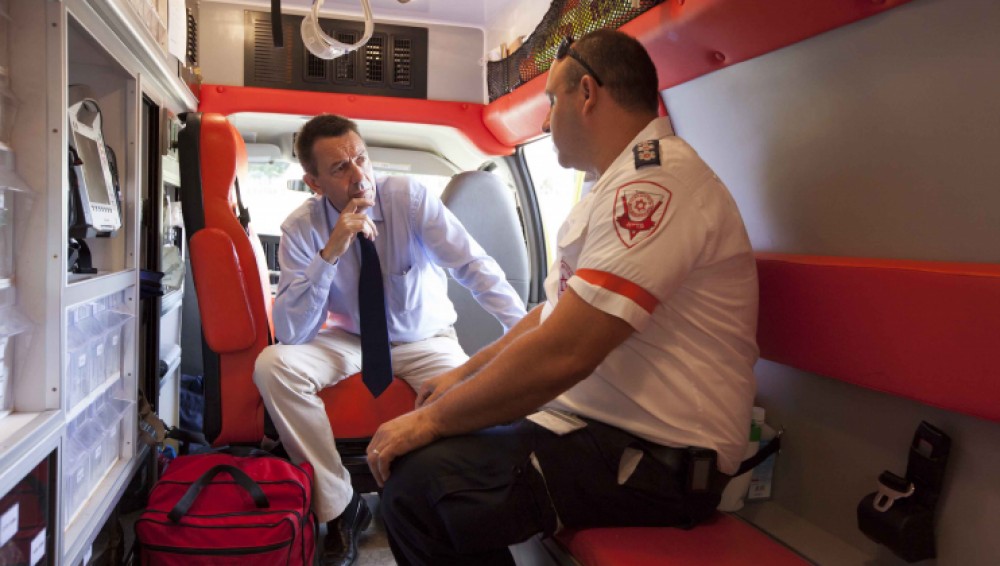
[73,132,113,206]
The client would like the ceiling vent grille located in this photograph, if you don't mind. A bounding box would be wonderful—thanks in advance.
[304,51,328,82]
[334,32,358,82]
[364,34,386,84]
[392,38,411,87]
[251,16,294,84]
[244,11,427,99]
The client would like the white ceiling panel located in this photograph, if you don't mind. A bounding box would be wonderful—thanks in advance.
[200,0,529,29]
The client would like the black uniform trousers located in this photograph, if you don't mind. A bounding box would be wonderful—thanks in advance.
[380,418,723,566]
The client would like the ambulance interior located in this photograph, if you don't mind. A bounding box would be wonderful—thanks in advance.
[181,0,1000,564]
[3,0,997,564]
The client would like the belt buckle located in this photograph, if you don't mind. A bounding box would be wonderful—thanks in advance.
[872,470,915,512]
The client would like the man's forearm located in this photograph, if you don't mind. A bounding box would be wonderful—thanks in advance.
[455,305,542,380]
[426,291,634,436]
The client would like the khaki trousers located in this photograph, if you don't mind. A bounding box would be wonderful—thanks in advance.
[253,327,468,522]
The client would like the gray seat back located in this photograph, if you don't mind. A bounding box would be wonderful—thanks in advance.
[441,171,530,353]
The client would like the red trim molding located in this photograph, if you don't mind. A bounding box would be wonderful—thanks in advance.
[756,253,1000,423]
[198,84,513,156]
[576,269,659,314]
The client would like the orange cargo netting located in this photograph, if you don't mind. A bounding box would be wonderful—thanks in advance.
[486,0,667,102]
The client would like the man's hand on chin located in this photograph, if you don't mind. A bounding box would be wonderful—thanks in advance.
[366,409,441,487]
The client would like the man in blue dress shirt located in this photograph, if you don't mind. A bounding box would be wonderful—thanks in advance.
[253,114,526,566]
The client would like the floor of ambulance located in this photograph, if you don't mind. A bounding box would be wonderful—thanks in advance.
[331,493,397,565]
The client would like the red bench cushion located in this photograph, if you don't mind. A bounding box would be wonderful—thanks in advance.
[556,514,806,566]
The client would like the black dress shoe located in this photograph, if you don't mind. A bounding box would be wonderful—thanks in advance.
[320,492,373,566]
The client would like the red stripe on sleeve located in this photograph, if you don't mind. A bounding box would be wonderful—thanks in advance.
[575,269,659,313]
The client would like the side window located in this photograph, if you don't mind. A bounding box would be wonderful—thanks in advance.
[522,136,586,266]
[243,161,312,237]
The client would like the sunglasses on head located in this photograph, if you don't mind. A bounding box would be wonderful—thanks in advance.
[556,36,604,87]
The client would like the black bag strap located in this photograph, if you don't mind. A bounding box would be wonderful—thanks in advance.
[233,177,252,234]
[168,464,269,522]
[732,431,782,477]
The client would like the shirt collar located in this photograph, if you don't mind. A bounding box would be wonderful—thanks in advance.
[603,116,676,177]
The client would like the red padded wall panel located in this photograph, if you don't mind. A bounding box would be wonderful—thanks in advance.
[756,254,1000,423]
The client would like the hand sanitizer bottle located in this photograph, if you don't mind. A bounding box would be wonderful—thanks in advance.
[717,412,761,511]
[747,407,777,501]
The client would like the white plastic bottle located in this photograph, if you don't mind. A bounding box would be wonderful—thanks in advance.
[717,411,761,512]
[748,407,777,501]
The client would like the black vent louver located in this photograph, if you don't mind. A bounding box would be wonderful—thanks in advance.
[334,32,358,82]
[244,11,427,99]
[364,34,386,84]
[392,37,411,87]
[186,7,198,66]
[251,16,294,84]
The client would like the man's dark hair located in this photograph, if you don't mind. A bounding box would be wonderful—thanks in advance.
[564,29,660,115]
[295,114,361,175]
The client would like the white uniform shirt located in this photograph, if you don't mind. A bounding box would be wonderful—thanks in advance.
[542,117,759,474]
[274,175,526,345]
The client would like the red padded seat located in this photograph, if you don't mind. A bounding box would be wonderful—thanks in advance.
[556,513,806,566]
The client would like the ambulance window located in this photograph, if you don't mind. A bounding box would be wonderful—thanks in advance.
[242,163,454,237]
[405,173,450,199]
[243,160,311,237]
[522,136,586,266]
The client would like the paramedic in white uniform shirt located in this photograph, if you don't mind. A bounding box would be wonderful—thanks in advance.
[367,29,759,565]
[253,114,526,566]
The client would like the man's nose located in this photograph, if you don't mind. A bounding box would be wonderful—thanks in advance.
[348,159,365,183]
[541,113,551,134]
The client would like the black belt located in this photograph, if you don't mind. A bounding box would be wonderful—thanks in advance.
[573,416,729,495]
[642,442,729,494]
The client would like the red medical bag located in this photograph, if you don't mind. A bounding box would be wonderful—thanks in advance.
[135,451,316,565]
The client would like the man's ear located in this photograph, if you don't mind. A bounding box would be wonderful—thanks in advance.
[581,76,598,113]
[303,173,321,195]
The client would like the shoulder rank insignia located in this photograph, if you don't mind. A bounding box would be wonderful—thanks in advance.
[633,140,661,169]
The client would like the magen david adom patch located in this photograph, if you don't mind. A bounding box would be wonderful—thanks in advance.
[613,181,672,248]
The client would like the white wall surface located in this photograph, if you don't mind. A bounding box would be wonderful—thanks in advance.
[662,0,1000,563]
[483,0,550,61]
[198,3,486,103]
[665,0,1000,264]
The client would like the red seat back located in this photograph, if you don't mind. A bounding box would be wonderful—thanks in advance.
[180,113,273,445]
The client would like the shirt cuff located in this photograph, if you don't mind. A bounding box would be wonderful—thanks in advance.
[306,253,338,290]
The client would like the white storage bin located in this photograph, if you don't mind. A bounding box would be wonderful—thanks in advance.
[0,186,11,281]
[65,306,92,412]
[1,335,8,400]
[96,308,131,383]
[63,427,91,524]
[73,416,105,495]
[0,83,14,150]
[93,392,130,473]
[0,304,31,417]
[78,306,108,394]
[0,346,9,414]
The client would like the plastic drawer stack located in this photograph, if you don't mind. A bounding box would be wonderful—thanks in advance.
[65,291,133,415]
[63,390,132,524]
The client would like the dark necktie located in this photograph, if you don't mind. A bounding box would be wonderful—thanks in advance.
[357,236,393,397]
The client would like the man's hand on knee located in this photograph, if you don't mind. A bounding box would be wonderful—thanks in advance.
[367,410,441,486]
